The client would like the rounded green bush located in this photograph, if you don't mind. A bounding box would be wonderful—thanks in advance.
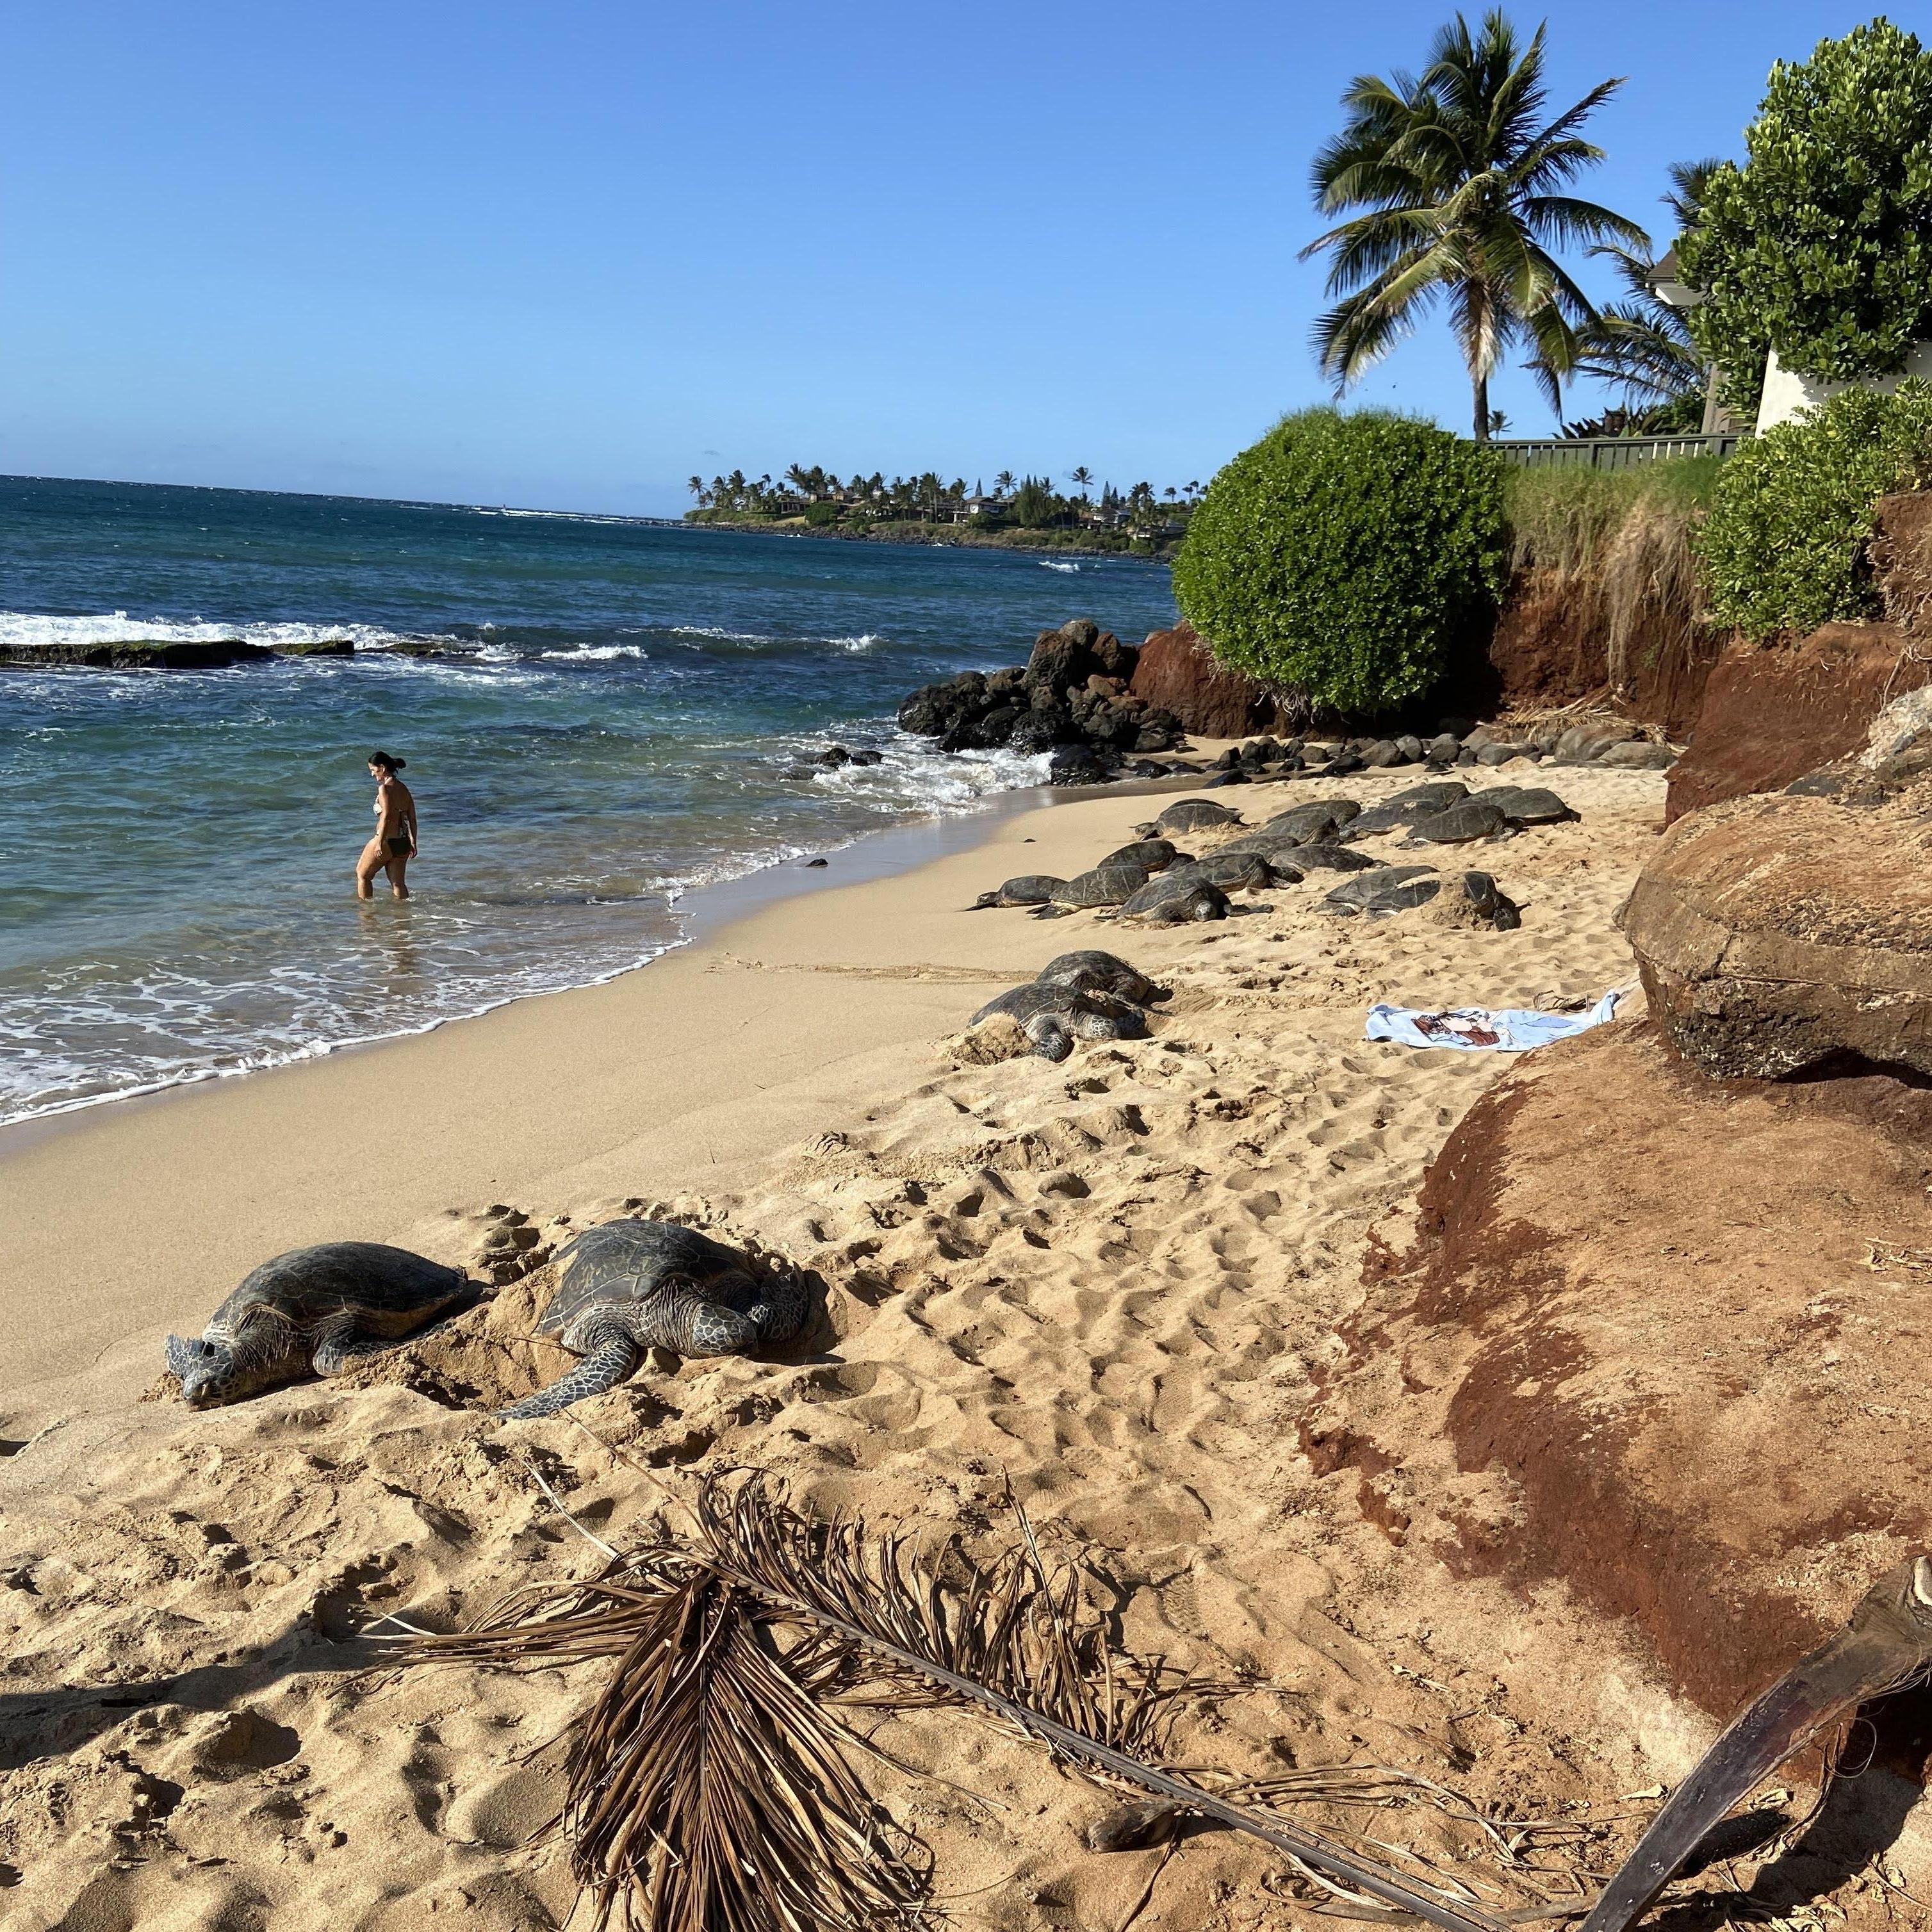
[1696,379,1932,640]
[1172,409,1507,716]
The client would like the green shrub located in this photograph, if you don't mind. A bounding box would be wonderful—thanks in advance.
[803,500,842,527]
[1696,380,1932,638]
[1682,20,1932,417]
[1172,409,1507,715]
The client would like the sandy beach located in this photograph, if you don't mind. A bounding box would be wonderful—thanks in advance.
[1,761,1723,1931]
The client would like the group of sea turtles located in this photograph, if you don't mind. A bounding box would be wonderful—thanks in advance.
[970,780,1578,933]
[164,778,1578,1421]
[166,1219,808,1421]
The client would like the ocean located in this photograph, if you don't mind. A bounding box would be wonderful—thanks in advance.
[0,477,1177,1126]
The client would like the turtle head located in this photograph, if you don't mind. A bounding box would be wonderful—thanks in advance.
[166,1334,245,1408]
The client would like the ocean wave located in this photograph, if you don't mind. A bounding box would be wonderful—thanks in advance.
[0,610,464,655]
[1040,561,1081,573]
[539,643,650,661]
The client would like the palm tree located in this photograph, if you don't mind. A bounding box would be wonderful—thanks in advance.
[687,475,704,501]
[994,469,1015,496]
[1300,10,1648,439]
[1555,158,1723,422]
[1069,466,1093,500]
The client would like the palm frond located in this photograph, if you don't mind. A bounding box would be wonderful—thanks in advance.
[409,1471,1514,1932]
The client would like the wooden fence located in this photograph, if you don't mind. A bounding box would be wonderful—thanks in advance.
[1488,431,1747,469]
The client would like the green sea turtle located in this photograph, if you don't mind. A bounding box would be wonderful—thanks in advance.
[165,1243,478,1408]
[1257,799,1361,844]
[1051,863,1149,908]
[1406,801,1509,845]
[969,982,1150,1060]
[1321,865,1441,915]
[970,874,1066,910]
[1120,876,1231,922]
[1290,842,1380,873]
[1338,785,1468,840]
[1035,950,1170,1006]
[1154,799,1243,835]
[1165,850,1284,892]
[1473,785,1578,826]
[1096,839,1183,874]
[501,1220,808,1420]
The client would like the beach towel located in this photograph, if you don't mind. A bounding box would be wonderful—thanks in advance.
[1364,988,1623,1052]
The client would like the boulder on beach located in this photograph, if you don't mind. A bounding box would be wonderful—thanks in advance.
[1302,1020,1932,1725]
[1621,789,1932,1080]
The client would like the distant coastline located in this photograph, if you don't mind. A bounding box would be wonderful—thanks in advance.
[685,512,1178,561]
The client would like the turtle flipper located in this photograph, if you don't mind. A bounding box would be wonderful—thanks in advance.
[1024,1014,1074,1061]
[312,1326,402,1375]
[499,1322,643,1421]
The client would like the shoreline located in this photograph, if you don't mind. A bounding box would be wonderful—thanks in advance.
[0,774,1108,1154]
[1,756,1716,1932]
[0,762,1210,1426]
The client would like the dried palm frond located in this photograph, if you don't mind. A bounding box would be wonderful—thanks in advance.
[409,1469,1513,1932]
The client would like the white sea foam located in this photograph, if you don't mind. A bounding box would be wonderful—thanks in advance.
[0,610,461,655]
[540,643,650,661]
[1040,561,1081,573]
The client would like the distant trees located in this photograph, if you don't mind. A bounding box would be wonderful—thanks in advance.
[682,463,1208,526]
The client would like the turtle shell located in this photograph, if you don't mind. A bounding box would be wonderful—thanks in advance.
[1165,851,1278,892]
[1095,839,1180,874]
[1034,951,1169,1006]
[1123,879,1229,922]
[209,1243,470,1341]
[1154,799,1243,834]
[1052,863,1149,908]
[971,983,1147,1032]
[537,1220,759,1344]
[986,873,1065,906]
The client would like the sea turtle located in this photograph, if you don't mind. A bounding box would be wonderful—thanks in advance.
[1095,839,1182,874]
[1035,950,1170,1006]
[1120,877,1231,922]
[501,1220,808,1420]
[1387,780,1470,815]
[1164,849,1283,892]
[1473,785,1579,826]
[1292,842,1381,873]
[1051,863,1149,908]
[1338,784,1470,841]
[165,1242,478,1409]
[1254,799,1361,845]
[1321,865,1441,917]
[1406,801,1509,845]
[969,982,1150,1060]
[1154,799,1243,835]
[970,873,1066,910]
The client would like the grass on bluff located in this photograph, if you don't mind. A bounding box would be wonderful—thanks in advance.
[1502,455,1725,703]
[1502,455,1724,579]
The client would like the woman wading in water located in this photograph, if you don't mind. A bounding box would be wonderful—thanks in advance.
[357,751,418,900]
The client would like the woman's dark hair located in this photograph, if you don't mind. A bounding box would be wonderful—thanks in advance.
[368,750,407,772]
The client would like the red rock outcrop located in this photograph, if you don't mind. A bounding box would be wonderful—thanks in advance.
[1487,565,1717,737]
[1127,623,1303,738]
[1623,789,1932,1079]
[1304,1020,1932,1723]
[1664,623,1931,822]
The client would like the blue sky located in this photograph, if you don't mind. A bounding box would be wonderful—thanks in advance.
[1,1,1887,514]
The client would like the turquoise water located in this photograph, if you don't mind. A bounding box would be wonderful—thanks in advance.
[0,477,1176,1123]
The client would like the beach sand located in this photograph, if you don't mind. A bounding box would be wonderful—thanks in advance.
[1,763,1758,1932]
